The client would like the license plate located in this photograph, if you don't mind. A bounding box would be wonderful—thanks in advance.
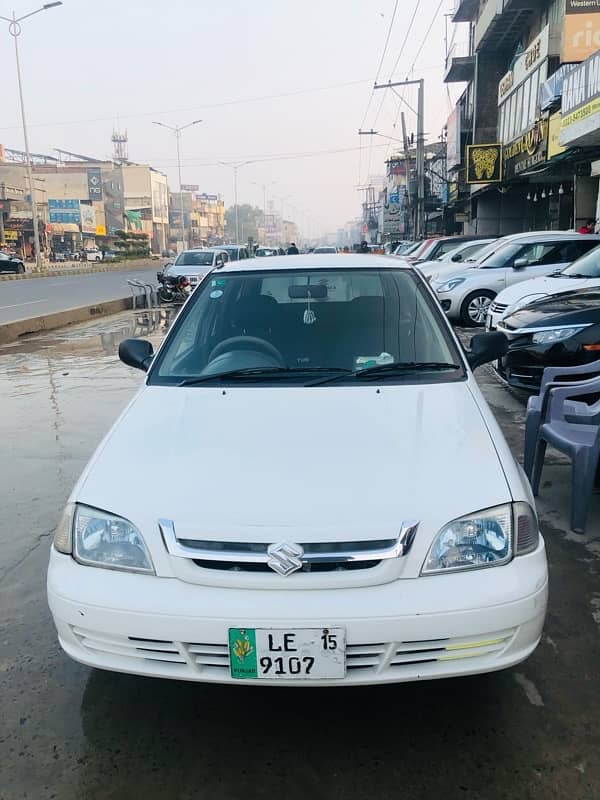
[228,627,346,680]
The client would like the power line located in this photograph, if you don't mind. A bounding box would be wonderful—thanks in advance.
[388,0,421,80]
[0,77,373,132]
[374,0,401,82]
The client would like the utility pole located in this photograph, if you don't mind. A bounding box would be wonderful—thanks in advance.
[374,79,425,239]
[219,160,256,243]
[400,113,413,238]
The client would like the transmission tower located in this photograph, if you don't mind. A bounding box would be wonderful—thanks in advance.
[111,129,129,162]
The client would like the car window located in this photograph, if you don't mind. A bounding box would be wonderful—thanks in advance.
[174,251,215,266]
[479,243,523,268]
[150,268,463,385]
[456,242,486,260]
[437,240,466,257]
[561,244,600,278]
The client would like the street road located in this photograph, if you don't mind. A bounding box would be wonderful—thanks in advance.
[0,265,160,325]
[1,313,599,799]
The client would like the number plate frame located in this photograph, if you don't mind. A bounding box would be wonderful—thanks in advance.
[228,627,346,680]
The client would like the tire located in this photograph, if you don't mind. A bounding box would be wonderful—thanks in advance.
[158,287,173,303]
[17,263,25,274]
[460,290,495,327]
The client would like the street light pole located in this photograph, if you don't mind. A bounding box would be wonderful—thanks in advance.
[219,160,256,243]
[251,181,276,245]
[1,3,63,271]
[153,119,202,251]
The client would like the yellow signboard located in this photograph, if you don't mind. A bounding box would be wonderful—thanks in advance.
[95,225,107,236]
[548,112,567,159]
[466,144,503,184]
[4,230,18,241]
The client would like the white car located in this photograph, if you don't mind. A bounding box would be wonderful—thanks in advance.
[164,248,229,289]
[85,249,103,262]
[418,239,496,280]
[431,233,600,326]
[488,242,600,330]
[48,254,547,687]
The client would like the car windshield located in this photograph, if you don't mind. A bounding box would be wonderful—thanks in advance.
[149,267,463,385]
[174,251,214,266]
[560,245,600,278]
[478,243,524,268]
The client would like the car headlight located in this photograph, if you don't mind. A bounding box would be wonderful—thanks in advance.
[421,502,538,575]
[436,277,465,293]
[54,503,155,574]
[531,326,586,345]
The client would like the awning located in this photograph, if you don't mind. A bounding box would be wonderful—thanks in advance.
[50,223,80,234]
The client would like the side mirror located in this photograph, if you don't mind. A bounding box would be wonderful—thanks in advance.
[467,332,508,370]
[451,253,463,262]
[513,258,528,269]
[119,339,154,372]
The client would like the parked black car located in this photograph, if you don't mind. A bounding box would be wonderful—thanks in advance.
[0,251,25,274]
[496,288,600,391]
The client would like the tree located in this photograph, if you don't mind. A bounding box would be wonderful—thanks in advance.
[224,204,263,244]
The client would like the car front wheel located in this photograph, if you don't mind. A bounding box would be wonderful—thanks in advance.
[17,263,25,274]
[460,290,495,326]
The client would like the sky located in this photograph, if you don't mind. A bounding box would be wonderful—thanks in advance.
[0,0,467,236]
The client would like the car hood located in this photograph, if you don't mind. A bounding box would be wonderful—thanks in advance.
[422,261,479,280]
[495,275,599,308]
[77,382,512,548]
[168,265,212,276]
[501,288,600,329]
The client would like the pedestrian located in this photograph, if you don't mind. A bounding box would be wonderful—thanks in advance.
[287,241,299,255]
[360,240,369,254]
[578,219,596,234]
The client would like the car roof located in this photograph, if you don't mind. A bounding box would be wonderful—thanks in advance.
[217,253,410,273]
[496,231,600,242]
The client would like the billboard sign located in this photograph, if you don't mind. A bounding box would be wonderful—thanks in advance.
[80,203,96,234]
[87,168,102,201]
[466,144,503,184]
[562,0,600,63]
[180,184,199,192]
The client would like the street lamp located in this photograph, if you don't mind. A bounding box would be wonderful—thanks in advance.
[219,160,256,244]
[1,2,63,270]
[153,119,202,251]
[251,181,277,245]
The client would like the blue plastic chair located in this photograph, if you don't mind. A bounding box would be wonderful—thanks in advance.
[530,377,600,533]
[523,358,600,478]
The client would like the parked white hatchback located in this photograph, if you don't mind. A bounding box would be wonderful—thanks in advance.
[48,255,547,686]
[431,233,599,326]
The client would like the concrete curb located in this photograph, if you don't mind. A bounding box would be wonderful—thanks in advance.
[0,297,134,345]
[0,260,160,282]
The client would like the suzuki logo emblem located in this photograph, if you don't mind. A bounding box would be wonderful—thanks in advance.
[267,542,304,576]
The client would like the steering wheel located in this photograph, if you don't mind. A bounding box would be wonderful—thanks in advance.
[207,336,285,365]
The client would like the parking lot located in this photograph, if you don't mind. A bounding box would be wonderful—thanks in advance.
[1,311,600,800]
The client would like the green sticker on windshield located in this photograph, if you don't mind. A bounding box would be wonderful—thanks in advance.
[211,278,227,287]
[229,628,257,679]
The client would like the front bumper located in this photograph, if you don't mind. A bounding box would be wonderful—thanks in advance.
[434,291,461,319]
[48,544,548,686]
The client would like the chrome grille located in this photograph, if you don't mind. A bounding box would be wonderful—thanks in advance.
[490,301,508,314]
[159,519,419,574]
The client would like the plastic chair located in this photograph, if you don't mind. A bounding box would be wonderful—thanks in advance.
[523,358,600,478]
[530,377,600,533]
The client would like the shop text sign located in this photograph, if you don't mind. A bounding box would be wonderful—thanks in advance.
[498,25,549,105]
[503,118,549,178]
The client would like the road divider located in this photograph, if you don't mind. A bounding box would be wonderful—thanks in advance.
[0,297,134,345]
[0,259,160,282]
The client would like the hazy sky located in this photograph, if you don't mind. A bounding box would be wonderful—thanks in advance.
[1,0,465,235]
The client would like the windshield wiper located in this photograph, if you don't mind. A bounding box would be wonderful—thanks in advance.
[309,361,461,386]
[179,366,351,386]
[564,273,589,279]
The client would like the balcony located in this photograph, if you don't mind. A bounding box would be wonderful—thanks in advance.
[444,42,475,84]
[474,0,534,52]
[452,0,479,22]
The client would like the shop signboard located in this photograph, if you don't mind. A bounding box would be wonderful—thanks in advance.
[503,118,549,179]
[446,107,461,171]
[562,0,600,63]
[560,49,600,146]
[180,184,199,192]
[497,25,550,105]
[466,144,503,184]
[80,203,96,234]
[382,201,402,234]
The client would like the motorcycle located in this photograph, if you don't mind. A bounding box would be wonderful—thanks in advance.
[157,271,190,303]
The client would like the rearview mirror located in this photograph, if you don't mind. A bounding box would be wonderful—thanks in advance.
[513,258,528,269]
[119,339,154,372]
[467,332,508,370]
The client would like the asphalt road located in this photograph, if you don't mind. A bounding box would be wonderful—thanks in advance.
[0,265,160,325]
[1,313,599,800]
